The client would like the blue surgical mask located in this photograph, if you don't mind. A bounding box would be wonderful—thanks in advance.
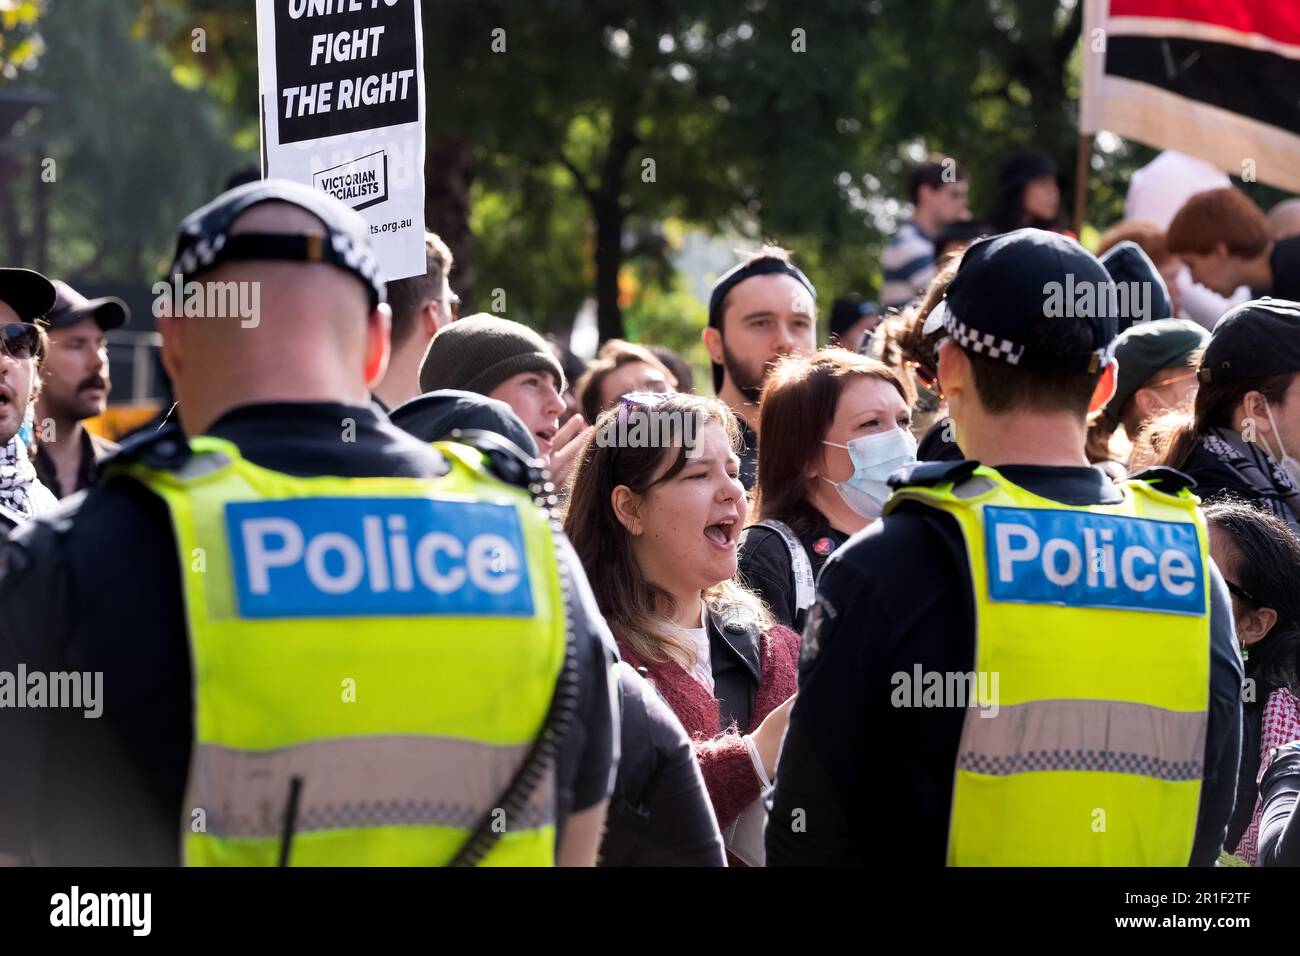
[16,403,34,451]
[822,427,918,518]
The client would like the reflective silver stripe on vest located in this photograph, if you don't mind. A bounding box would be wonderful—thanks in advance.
[188,735,554,838]
[957,699,1207,782]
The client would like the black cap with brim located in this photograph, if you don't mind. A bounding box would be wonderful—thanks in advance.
[168,178,385,309]
[0,268,57,322]
[46,280,128,331]
[1199,298,1300,384]
[389,389,540,459]
[921,228,1117,373]
[1099,241,1172,332]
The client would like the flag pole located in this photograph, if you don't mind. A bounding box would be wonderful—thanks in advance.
[1073,132,1094,235]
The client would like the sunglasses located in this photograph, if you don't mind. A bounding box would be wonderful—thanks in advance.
[447,292,461,321]
[1224,579,1260,607]
[1146,371,1198,405]
[616,390,672,423]
[0,323,42,361]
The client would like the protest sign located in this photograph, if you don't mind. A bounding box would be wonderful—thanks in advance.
[1081,0,1300,192]
[257,0,426,281]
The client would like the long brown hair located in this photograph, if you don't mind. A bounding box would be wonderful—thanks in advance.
[1161,372,1295,471]
[561,392,772,666]
[754,348,908,538]
[573,339,677,425]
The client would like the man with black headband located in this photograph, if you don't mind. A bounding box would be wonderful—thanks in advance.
[0,180,616,867]
[770,229,1241,866]
[703,246,816,490]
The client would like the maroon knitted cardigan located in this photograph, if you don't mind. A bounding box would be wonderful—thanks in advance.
[618,623,800,831]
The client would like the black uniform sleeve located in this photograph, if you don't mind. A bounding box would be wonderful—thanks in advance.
[737,527,797,629]
[601,664,725,867]
[768,505,975,866]
[553,534,619,822]
[1257,740,1300,867]
[766,572,875,865]
[1189,562,1244,866]
[0,514,73,861]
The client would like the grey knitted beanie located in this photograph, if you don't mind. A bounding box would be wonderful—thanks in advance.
[419,313,566,396]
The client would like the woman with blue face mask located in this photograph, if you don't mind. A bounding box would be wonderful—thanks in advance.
[739,349,914,632]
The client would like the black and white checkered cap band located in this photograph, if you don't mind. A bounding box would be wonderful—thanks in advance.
[168,229,385,307]
[921,300,1027,366]
[921,299,1116,371]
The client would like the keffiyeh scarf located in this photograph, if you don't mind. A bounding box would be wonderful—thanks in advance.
[1202,426,1300,536]
[0,405,58,518]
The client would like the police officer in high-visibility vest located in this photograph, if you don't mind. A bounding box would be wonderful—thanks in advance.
[768,229,1243,866]
[0,181,618,866]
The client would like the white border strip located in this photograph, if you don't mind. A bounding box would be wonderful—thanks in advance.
[1083,75,1300,192]
[1106,15,1300,62]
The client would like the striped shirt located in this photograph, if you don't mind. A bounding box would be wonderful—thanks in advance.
[880,218,935,309]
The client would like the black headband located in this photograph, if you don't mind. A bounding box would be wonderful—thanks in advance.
[707,256,817,330]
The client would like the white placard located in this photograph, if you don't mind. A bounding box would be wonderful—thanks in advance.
[257,0,427,281]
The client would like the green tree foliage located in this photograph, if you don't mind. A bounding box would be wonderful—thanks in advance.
[34,1,1188,345]
[0,0,45,78]
[5,0,251,283]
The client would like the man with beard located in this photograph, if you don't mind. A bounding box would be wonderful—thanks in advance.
[703,247,817,489]
[0,268,59,531]
[34,281,128,498]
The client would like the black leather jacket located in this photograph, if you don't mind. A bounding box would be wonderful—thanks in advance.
[600,663,725,867]
[1258,740,1300,866]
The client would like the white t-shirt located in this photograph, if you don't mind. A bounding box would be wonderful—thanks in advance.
[679,600,713,694]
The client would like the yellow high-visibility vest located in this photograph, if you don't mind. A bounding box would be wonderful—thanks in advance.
[886,466,1210,866]
[123,436,567,866]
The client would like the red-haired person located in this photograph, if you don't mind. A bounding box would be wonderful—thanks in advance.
[1167,187,1300,301]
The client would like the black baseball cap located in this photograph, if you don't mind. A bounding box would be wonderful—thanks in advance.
[922,228,1117,373]
[0,268,56,323]
[167,178,385,309]
[1099,240,1172,331]
[45,280,128,331]
[829,296,880,341]
[1199,298,1300,384]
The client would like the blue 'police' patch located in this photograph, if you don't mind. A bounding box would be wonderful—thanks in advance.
[983,506,1204,615]
[226,497,534,619]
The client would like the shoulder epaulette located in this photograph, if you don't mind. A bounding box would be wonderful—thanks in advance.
[1128,466,1197,494]
[98,420,190,472]
[888,458,980,489]
[446,429,551,498]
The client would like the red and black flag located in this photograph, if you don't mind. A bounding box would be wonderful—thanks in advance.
[1081,0,1300,191]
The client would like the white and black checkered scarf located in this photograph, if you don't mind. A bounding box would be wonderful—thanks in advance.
[0,407,58,519]
[1203,427,1300,536]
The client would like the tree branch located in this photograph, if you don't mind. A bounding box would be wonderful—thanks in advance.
[1052,0,1085,66]
[558,152,597,203]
